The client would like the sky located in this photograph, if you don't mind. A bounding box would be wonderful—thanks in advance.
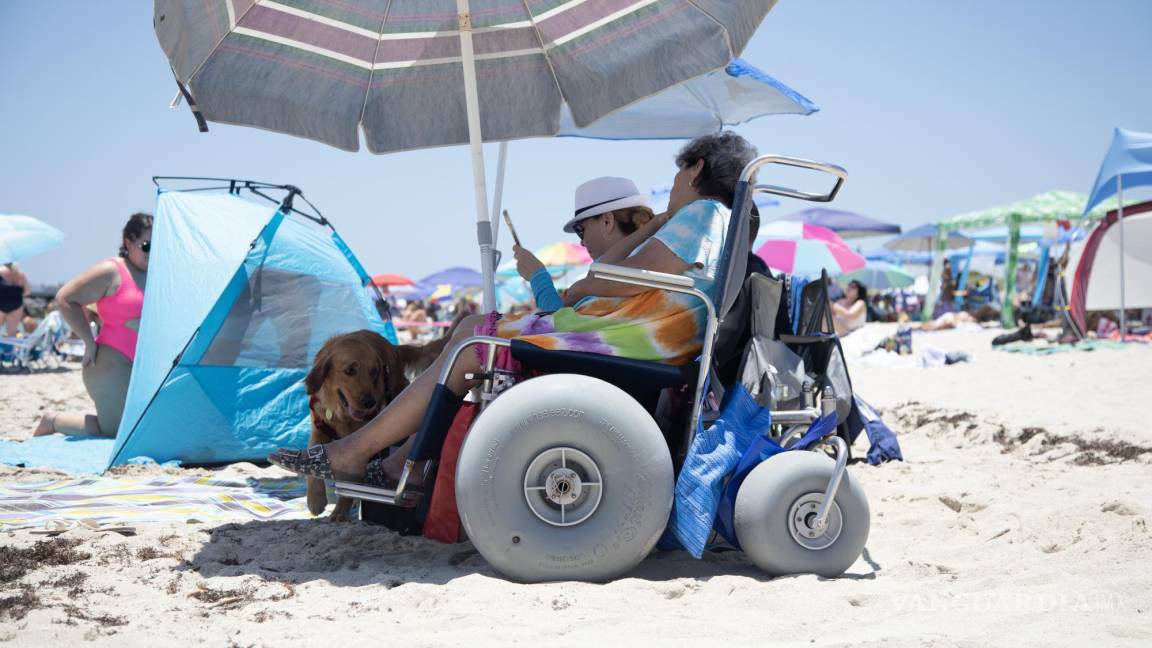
[2,1,1151,288]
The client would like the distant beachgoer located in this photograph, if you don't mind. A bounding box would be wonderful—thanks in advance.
[831,279,868,337]
[0,262,31,337]
[919,310,976,332]
[33,213,151,438]
[932,258,958,319]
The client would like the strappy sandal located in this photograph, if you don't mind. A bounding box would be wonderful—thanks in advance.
[267,444,336,480]
[268,447,395,487]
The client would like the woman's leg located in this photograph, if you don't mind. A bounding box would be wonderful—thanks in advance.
[319,314,486,479]
[3,308,21,337]
[37,344,133,438]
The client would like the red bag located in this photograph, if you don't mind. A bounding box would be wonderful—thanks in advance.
[422,402,478,544]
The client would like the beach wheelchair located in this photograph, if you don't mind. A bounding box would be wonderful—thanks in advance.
[337,154,870,583]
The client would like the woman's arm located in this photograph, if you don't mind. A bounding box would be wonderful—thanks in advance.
[529,268,564,312]
[563,239,689,305]
[56,261,117,366]
[596,211,672,265]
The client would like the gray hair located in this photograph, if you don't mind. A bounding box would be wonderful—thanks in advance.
[674,131,758,208]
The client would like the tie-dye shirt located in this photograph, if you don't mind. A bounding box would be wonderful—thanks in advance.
[490,200,729,366]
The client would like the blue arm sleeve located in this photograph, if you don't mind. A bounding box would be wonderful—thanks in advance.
[529,268,565,312]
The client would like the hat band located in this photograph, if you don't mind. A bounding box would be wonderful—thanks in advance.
[574,195,630,218]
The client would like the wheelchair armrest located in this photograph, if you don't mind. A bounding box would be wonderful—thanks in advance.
[588,262,694,290]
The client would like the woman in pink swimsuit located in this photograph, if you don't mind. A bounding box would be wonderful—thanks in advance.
[33,213,151,438]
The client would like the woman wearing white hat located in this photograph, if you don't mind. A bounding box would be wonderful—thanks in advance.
[511,176,655,312]
[270,132,759,486]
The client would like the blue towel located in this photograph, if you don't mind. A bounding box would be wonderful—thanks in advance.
[0,436,116,474]
[664,383,843,556]
[664,384,769,557]
[713,406,838,548]
[790,276,809,334]
[855,397,903,465]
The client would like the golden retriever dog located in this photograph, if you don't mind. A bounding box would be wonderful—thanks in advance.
[303,327,455,521]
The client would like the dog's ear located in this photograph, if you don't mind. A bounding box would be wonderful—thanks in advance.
[305,340,334,395]
[367,333,413,397]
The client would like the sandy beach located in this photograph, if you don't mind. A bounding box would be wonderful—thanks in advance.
[2,324,1151,646]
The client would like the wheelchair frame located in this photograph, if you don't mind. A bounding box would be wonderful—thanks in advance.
[337,153,852,543]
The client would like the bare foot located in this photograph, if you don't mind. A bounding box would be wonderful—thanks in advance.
[32,411,57,437]
[381,451,425,488]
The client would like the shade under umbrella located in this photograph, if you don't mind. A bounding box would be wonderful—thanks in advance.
[841,262,916,290]
[0,214,66,264]
[884,224,973,253]
[754,222,865,276]
[778,208,901,239]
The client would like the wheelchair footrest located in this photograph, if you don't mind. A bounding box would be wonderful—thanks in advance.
[334,480,423,505]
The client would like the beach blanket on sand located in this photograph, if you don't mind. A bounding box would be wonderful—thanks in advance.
[994,339,1136,355]
[0,473,310,531]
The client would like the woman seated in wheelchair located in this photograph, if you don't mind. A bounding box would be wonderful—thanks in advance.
[270,132,758,486]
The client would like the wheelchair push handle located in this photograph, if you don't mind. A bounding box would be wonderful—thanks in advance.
[741,154,847,203]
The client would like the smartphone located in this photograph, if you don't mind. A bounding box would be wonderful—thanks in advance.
[502,209,522,247]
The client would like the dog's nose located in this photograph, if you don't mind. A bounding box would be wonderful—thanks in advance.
[360,395,377,410]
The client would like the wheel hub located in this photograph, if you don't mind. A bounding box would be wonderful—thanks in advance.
[544,467,583,505]
[788,493,843,550]
[523,447,603,527]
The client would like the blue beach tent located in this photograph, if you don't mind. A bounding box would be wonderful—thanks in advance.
[107,183,396,468]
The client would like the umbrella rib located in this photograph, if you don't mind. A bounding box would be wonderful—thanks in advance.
[517,0,570,119]
[357,0,395,148]
[684,1,735,57]
[184,0,261,84]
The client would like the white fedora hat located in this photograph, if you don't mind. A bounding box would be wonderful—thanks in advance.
[562,176,650,233]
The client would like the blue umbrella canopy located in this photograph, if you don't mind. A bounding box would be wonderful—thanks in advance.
[0,214,65,264]
[411,266,483,300]
[778,207,900,239]
[1084,128,1152,215]
[558,58,817,140]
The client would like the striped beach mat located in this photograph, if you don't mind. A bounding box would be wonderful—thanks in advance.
[0,473,312,531]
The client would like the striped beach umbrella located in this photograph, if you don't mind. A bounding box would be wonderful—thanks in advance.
[754,221,866,276]
[154,1,779,311]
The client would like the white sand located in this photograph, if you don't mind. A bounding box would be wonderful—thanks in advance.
[2,326,1151,646]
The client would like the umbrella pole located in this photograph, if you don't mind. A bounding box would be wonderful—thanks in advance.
[490,141,509,247]
[457,0,496,313]
[1117,174,1126,339]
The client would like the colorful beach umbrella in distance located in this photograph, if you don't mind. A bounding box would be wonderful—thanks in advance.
[884,223,973,253]
[841,262,916,290]
[778,207,901,239]
[0,214,66,264]
[754,221,866,276]
[371,273,414,287]
[533,242,592,267]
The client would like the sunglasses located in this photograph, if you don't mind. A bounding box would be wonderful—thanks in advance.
[137,240,151,254]
[573,220,590,240]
